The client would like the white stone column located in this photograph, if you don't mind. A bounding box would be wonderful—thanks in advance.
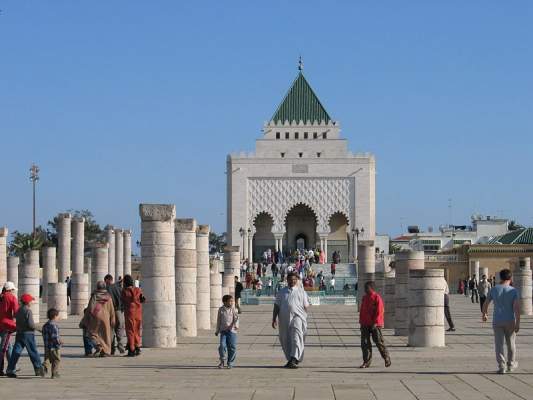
[57,213,72,281]
[123,229,132,276]
[115,228,124,280]
[223,246,240,296]
[105,225,115,278]
[196,224,210,331]
[480,267,489,279]
[408,269,445,347]
[84,257,92,294]
[395,250,424,336]
[384,269,396,329]
[70,273,89,315]
[0,227,7,285]
[357,241,376,308]
[279,234,284,254]
[92,243,109,290]
[514,257,532,316]
[42,246,58,303]
[469,260,480,279]
[175,218,197,337]
[274,238,279,252]
[248,234,253,263]
[210,259,223,327]
[20,250,40,322]
[140,204,177,348]
[7,256,19,288]
[243,230,248,262]
[71,217,85,275]
[48,282,68,320]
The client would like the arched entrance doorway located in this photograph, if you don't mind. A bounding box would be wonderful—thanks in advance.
[253,212,275,262]
[285,204,318,252]
[328,212,349,263]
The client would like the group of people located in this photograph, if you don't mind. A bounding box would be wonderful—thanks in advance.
[0,273,145,379]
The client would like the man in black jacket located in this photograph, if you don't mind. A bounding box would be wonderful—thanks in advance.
[104,274,125,354]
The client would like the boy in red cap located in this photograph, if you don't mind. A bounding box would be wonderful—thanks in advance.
[6,294,44,378]
[359,281,391,368]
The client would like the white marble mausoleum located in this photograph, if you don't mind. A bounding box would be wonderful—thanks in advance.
[227,68,376,263]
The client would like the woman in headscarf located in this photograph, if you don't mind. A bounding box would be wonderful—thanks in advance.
[121,274,145,357]
[81,281,116,356]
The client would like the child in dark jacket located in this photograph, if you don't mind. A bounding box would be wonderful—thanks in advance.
[6,294,44,378]
[42,308,62,378]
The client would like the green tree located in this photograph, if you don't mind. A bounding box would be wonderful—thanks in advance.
[389,242,403,254]
[209,231,227,253]
[9,227,48,260]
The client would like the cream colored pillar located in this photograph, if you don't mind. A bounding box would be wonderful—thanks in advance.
[42,246,58,303]
[196,224,211,330]
[57,213,71,281]
[175,218,197,337]
[20,250,40,322]
[105,225,115,278]
[223,246,240,296]
[210,259,223,327]
[0,227,7,285]
[395,250,424,336]
[7,256,19,288]
[115,228,124,280]
[92,244,109,290]
[70,217,87,315]
[123,229,132,276]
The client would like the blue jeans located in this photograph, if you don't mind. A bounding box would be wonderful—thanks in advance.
[83,333,95,355]
[7,332,42,374]
[218,331,237,366]
[0,331,13,372]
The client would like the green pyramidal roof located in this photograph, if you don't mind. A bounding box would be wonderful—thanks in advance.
[271,72,332,124]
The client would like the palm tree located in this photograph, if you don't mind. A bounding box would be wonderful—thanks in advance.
[9,230,45,261]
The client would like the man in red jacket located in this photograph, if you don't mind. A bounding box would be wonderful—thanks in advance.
[0,282,19,376]
[359,280,391,368]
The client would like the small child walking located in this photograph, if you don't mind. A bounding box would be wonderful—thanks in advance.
[6,294,44,378]
[42,308,62,378]
[215,294,239,369]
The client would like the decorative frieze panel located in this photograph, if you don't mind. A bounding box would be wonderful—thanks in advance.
[247,177,353,233]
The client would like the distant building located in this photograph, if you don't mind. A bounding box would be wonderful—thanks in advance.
[390,215,509,254]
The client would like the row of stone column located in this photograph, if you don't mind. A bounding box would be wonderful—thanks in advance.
[104,225,132,280]
[139,204,220,348]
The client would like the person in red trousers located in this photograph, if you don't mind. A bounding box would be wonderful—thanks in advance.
[359,280,391,368]
[121,275,145,357]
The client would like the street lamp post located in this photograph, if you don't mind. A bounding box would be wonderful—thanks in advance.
[29,164,40,238]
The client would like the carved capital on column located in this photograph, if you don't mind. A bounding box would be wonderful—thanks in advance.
[139,204,176,222]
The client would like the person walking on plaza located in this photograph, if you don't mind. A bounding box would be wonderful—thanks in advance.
[444,280,456,332]
[359,281,391,368]
[478,274,492,312]
[234,276,243,314]
[469,275,479,303]
[81,281,116,357]
[104,274,125,355]
[463,277,469,297]
[272,272,310,369]
[481,268,520,374]
[215,294,239,369]
[122,274,145,357]
[6,294,44,378]
[42,308,62,378]
[0,282,19,376]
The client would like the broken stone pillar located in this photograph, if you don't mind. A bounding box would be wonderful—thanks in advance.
[223,246,240,296]
[210,259,223,327]
[175,218,197,337]
[123,229,132,276]
[196,224,211,331]
[115,228,124,281]
[395,250,424,336]
[57,213,72,281]
[357,241,376,309]
[84,257,92,293]
[384,269,396,329]
[470,260,480,280]
[92,244,109,291]
[48,282,68,320]
[514,257,532,316]
[139,204,177,348]
[71,217,85,275]
[42,246,58,303]
[7,256,19,288]
[20,250,40,322]
[70,272,89,315]
[408,269,445,347]
[480,267,489,279]
[105,225,115,278]
[0,227,7,285]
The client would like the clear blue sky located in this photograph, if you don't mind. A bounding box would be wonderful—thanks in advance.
[1,1,532,249]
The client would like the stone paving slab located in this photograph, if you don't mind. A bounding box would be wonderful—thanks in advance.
[2,295,533,399]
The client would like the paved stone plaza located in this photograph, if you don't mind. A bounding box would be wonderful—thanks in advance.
[3,295,533,400]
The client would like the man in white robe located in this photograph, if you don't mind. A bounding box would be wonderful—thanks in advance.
[272,272,310,368]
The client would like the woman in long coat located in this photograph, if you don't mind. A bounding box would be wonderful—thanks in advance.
[81,281,116,356]
[121,274,144,356]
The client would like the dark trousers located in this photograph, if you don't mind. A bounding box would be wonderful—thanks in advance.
[360,326,389,364]
[444,294,454,329]
[479,295,487,312]
[471,289,479,303]
[7,332,42,374]
[0,331,13,373]
[112,310,125,353]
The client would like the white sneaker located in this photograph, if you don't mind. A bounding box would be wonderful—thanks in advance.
[497,367,506,374]
[507,362,518,373]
